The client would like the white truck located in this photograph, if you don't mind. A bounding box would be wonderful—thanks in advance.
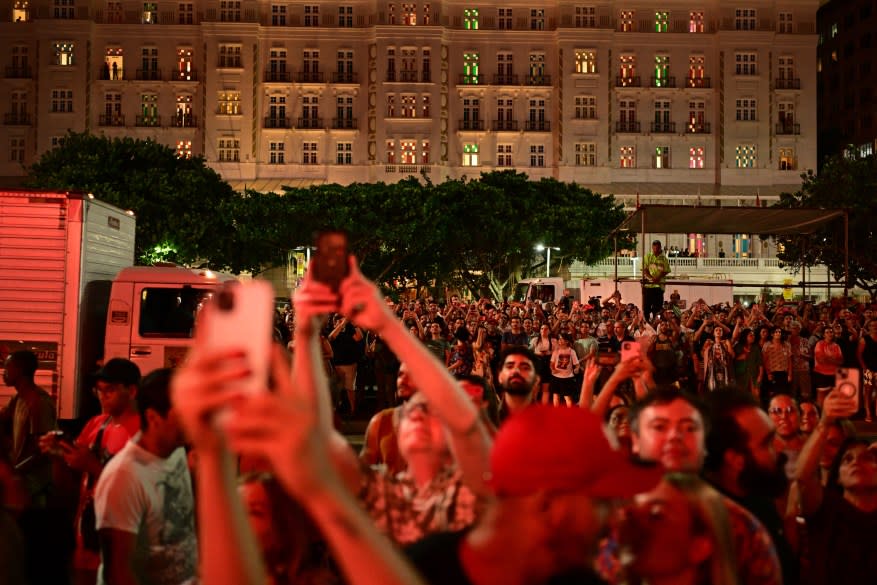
[0,190,234,420]
[511,277,734,309]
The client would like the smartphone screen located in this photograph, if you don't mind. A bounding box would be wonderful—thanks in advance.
[312,230,349,291]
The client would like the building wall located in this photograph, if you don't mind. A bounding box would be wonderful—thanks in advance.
[0,0,818,195]
[817,0,877,161]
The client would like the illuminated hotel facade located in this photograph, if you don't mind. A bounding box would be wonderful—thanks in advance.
[0,0,817,201]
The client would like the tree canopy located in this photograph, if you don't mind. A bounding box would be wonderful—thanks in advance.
[774,152,877,296]
[26,134,627,297]
[26,131,244,269]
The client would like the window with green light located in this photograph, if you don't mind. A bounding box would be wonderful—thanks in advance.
[462,143,479,165]
[655,11,669,32]
[464,8,479,29]
[654,55,669,86]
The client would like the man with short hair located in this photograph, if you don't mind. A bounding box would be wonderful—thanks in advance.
[95,368,197,585]
[628,389,782,585]
[40,358,142,584]
[500,317,529,352]
[703,389,797,584]
[361,362,418,474]
[407,405,662,585]
[767,394,806,473]
[642,240,670,322]
[495,347,540,421]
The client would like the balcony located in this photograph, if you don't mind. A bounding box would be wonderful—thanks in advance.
[650,121,676,133]
[297,117,324,129]
[685,122,711,134]
[399,71,419,82]
[135,69,162,81]
[524,74,551,86]
[98,67,123,81]
[5,66,32,79]
[135,115,161,127]
[775,78,801,90]
[458,74,484,85]
[98,114,125,127]
[170,70,197,82]
[615,120,641,133]
[650,76,676,88]
[332,71,358,83]
[493,74,519,85]
[332,117,357,129]
[616,76,641,88]
[492,119,519,131]
[3,112,31,125]
[775,122,800,135]
[296,71,324,83]
[458,119,484,131]
[263,117,292,129]
[685,77,711,89]
[524,119,550,131]
[264,70,291,83]
[171,114,198,128]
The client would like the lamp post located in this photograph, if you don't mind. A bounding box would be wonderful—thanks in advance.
[535,244,560,277]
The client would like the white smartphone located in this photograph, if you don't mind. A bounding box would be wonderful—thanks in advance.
[202,280,275,395]
[834,367,861,413]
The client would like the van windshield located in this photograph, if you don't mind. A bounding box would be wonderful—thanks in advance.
[139,287,214,338]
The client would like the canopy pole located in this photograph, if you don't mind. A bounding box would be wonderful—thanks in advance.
[613,234,619,294]
[640,209,646,305]
[844,210,850,298]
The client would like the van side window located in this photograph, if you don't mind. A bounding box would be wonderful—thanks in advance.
[139,287,212,337]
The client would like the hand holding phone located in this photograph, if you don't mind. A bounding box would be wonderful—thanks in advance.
[311,230,349,292]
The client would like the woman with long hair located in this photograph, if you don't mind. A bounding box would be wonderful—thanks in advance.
[621,473,740,585]
[762,327,792,400]
[733,328,763,398]
[529,324,556,404]
[702,326,735,392]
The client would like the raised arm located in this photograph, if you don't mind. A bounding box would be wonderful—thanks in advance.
[339,258,492,496]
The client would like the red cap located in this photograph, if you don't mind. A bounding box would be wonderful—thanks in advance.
[488,405,663,498]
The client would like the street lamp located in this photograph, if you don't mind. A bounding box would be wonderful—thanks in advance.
[535,244,560,277]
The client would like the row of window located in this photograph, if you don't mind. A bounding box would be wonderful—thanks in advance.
[14,2,798,33]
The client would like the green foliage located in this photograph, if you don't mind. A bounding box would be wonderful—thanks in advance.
[26,131,243,269]
[276,170,627,298]
[774,152,877,295]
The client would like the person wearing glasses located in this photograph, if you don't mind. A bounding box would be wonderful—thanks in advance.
[767,394,806,480]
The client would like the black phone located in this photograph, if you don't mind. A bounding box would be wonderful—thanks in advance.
[312,230,349,291]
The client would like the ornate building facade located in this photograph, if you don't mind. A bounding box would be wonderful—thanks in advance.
[0,0,817,199]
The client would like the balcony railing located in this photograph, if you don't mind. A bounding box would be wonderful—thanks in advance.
[775,78,801,90]
[650,76,676,88]
[296,71,324,83]
[458,74,484,85]
[685,77,711,88]
[3,112,31,125]
[332,117,357,129]
[616,120,641,133]
[332,71,358,83]
[492,119,519,131]
[493,74,519,85]
[5,66,32,79]
[686,122,711,134]
[264,70,291,82]
[263,117,292,129]
[135,115,161,127]
[399,70,418,82]
[616,75,641,88]
[524,119,550,131]
[170,70,197,82]
[524,74,551,86]
[650,121,676,133]
[297,117,324,129]
[171,114,197,127]
[99,114,126,127]
[458,119,484,131]
[98,67,123,80]
[775,122,800,135]
[135,69,162,81]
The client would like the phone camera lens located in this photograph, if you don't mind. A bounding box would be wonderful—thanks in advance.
[838,382,857,398]
[217,289,235,311]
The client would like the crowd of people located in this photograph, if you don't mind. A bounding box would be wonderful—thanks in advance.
[2,252,877,585]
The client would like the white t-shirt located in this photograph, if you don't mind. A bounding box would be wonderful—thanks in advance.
[95,436,197,585]
[551,348,579,379]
